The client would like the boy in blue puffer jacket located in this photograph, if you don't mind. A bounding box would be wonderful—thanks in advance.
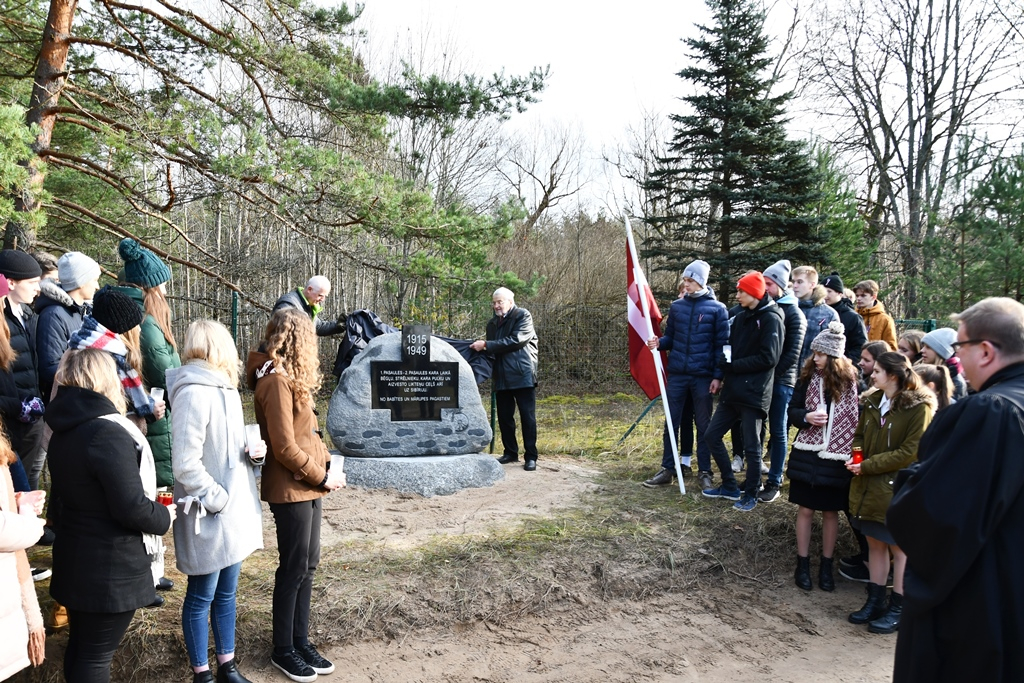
[644,260,729,491]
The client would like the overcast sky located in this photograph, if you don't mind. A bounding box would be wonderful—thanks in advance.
[354,1,799,213]
[358,1,706,145]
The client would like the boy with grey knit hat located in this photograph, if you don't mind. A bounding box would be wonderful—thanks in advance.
[644,259,729,491]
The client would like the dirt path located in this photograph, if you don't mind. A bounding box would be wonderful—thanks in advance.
[245,459,895,683]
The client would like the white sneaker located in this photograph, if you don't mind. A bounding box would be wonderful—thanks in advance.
[731,455,743,473]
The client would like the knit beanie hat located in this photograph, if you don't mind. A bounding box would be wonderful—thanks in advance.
[58,252,102,292]
[921,327,957,361]
[682,260,711,288]
[763,259,792,291]
[92,285,144,333]
[811,321,847,358]
[118,238,171,288]
[0,250,42,281]
[821,272,844,294]
[737,271,766,300]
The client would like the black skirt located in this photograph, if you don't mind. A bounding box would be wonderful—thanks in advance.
[788,478,850,512]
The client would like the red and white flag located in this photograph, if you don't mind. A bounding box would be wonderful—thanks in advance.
[626,220,666,400]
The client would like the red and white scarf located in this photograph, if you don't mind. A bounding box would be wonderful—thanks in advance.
[792,370,860,461]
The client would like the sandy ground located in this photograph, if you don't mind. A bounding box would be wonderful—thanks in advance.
[240,459,895,683]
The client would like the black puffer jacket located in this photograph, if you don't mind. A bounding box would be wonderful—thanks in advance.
[785,380,853,490]
[485,306,538,391]
[830,297,868,363]
[719,294,784,416]
[35,279,87,402]
[273,288,342,336]
[3,299,39,399]
[774,291,807,388]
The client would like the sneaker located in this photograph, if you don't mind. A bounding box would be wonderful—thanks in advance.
[271,651,318,683]
[295,643,335,675]
[697,470,714,491]
[760,459,769,474]
[31,567,51,582]
[838,561,870,583]
[701,485,742,501]
[680,464,693,478]
[733,494,758,512]
[731,455,743,473]
[642,468,675,488]
[757,482,781,503]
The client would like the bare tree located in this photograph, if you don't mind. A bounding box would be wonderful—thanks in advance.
[802,0,1023,314]
[494,121,588,239]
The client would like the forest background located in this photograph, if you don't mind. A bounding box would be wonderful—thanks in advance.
[3,0,1024,393]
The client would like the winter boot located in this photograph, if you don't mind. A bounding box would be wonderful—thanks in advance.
[848,583,888,624]
[794,555,812,591]
[819,556,835,592]
[867,591,903,634]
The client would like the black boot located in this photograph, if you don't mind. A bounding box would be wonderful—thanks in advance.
[794,555,812,590]
[216,659,253,683]
[868,591,903,634]
[819,556,835,592]
[193,671,214,683]
[849,583,888,624]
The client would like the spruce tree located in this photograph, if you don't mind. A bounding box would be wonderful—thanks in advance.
[646,0,823,295]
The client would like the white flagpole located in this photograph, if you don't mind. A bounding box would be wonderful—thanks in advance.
[626,216,685,495]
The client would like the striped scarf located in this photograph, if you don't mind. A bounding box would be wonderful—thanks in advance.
[68,317,155,420]
[792,370,860,461]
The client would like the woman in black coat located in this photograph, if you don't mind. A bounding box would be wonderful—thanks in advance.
[786,323,860,592]
[46,348,175,683]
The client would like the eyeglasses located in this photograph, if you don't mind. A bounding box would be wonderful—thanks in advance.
[950,339,1001,352]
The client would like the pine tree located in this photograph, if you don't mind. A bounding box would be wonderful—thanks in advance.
[646,0,823,294]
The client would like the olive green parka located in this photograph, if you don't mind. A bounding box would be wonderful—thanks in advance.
[849,387,935,524]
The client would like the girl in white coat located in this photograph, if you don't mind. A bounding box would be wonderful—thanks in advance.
[167,321,265,683]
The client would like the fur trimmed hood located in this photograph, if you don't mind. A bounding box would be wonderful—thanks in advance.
[35,278,76,311]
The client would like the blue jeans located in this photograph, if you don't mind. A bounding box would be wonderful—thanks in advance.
[766,383,794,487]
[8,451,29,492]
[661,375,714,472]
[182,562,242,667]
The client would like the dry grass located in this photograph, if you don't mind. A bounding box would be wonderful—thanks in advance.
[21,392,858,682]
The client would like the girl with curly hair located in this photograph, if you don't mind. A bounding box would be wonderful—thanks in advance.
[245,308,343,683]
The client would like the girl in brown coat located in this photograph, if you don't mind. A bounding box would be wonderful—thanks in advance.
[246,309,343,683]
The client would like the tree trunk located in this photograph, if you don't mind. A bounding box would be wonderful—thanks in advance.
[5,0,79,250]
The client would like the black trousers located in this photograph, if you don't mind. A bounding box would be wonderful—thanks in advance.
[496,387,538,461]
[65,608,135,683]
[269,498,322,650]
[706,401,764,497]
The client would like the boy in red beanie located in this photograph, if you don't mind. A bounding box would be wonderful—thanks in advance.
[702,271,785,511]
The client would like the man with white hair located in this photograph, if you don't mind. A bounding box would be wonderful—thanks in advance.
[273,275,344,336]
[888,297,1024,682]
[470,288,540,471]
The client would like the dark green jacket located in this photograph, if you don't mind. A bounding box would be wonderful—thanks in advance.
[849,387,935,524]
[115,285,181,486]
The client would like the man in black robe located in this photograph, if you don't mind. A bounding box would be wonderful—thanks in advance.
[888,297,1024,683]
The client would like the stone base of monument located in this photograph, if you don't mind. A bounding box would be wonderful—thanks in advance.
[337,452,505,497]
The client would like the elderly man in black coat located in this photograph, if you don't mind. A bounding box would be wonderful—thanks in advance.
[888,297,1024,683]
[470,287,539,471]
